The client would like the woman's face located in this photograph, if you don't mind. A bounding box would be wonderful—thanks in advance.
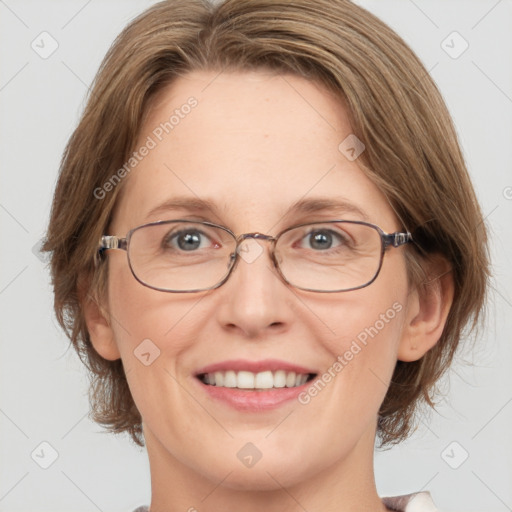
[101,70,414,489]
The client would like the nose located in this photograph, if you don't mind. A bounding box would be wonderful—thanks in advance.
[214,235,294,338]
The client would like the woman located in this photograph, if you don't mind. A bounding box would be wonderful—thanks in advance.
[43,0,489,510]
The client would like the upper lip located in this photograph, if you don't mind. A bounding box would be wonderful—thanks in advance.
[195,359,317,376]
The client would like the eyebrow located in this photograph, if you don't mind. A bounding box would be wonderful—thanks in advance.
[145,196,369,223]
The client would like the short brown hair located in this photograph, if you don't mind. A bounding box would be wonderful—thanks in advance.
[43,0,489,447]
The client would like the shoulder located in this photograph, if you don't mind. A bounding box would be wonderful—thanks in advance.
[382,491,439,512]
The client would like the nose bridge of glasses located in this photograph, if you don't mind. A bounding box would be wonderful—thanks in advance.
[237,232,276,243]
[234,232,278,265]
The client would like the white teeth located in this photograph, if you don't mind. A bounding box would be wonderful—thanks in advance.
[214,371,224,387]
[200,370,312,389]
[237,371,255,389]
[273,370,286,388]
[224,370,237,388]
[255,370,274,389]
[285,371,296,388]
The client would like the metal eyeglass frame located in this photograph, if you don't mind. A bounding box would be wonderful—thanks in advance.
[98,219,413,293]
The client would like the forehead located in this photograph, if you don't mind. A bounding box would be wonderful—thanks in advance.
[111,70,396,233]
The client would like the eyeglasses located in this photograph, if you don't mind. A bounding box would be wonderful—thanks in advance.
[98,219,412,293]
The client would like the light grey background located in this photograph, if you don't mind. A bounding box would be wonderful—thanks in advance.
[1,1,511,511]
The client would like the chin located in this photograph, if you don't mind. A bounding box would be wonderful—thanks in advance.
[201,457,313,491]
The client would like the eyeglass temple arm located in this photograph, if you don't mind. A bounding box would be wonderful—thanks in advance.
[382,232,412,249]
[99,235,128,252]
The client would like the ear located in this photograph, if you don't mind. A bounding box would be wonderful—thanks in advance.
[398,255,455,362]
[80,277,121,361]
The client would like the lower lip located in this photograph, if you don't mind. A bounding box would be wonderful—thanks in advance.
[195,377,313,411]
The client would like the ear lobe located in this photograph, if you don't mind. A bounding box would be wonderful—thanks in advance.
[398,257,454,362]
[82,290,121,361]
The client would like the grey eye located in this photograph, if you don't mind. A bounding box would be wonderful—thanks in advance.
[300,229,347,251]
[163,229,211,251]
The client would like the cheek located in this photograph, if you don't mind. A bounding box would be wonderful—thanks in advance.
[306,296,405,406]
[334,300,404,398]
[106,254,207,363]
[105,259,211,439]
[332,297,404,364]
[301,253,409,419]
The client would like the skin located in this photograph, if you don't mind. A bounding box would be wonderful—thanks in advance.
[84,70,454,512]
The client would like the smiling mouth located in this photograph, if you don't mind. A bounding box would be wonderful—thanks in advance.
[197,370,317,390]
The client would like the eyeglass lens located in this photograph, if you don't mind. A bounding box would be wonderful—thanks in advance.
[127,221,383,292]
